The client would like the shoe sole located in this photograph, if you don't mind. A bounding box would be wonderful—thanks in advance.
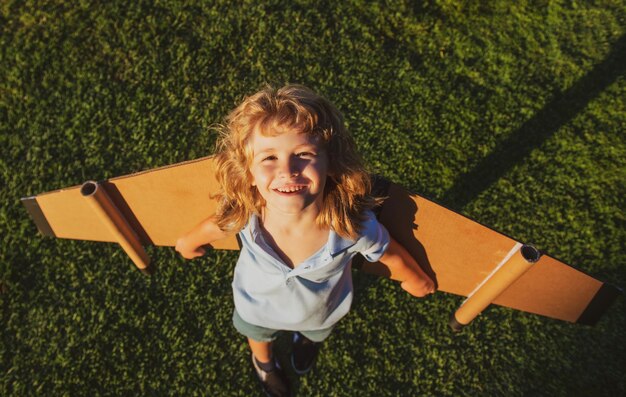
[290,353,314,376]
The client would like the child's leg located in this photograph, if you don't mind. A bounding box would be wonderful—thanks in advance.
[233,311,289,395]
[247,337,290,396]
[248,337,273,363]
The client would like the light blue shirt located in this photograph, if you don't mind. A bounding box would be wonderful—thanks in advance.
[232,211,390,331]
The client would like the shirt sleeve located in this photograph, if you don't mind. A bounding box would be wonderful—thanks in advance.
[356,211,390,262]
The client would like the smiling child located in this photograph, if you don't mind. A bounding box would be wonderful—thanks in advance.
[175,84,434,397]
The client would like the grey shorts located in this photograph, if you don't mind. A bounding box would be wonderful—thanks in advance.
[232,310,335,343]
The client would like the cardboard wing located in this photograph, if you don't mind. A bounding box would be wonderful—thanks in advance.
[21,157,239,273]
[21,156,620,327]
[359,182,621,329]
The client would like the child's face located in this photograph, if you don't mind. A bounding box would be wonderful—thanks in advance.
[249,127,329,216]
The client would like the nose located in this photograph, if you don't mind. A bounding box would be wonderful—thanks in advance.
[278,156,300,178]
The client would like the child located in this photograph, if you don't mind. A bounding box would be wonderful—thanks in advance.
[175,84,434,397]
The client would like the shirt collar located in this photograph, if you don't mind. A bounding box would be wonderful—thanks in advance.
[327,230,356,255]
[247,213,261,242]
[246,214,355,255]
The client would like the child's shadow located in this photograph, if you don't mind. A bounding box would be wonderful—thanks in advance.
[353,176,437,290]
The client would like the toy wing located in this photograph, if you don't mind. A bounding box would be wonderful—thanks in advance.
[21,156,239,273]
[360,181,620,329]
[21,157,620,328]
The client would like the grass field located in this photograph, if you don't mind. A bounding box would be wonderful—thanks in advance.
[1,1,625,395]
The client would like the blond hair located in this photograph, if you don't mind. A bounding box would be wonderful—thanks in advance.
[213,84,376,240]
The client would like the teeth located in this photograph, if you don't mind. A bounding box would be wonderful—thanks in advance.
[277,186,304,193]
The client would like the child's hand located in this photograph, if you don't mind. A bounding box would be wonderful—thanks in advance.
[175,237,206,259]
[175,216,226,260]
[400,274,436,298]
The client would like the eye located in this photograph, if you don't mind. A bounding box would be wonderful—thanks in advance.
[262,155,277,161]
[296,151,316,158]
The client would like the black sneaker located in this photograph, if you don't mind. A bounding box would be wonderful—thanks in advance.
[251,353,291,397]
[290,332,320,375]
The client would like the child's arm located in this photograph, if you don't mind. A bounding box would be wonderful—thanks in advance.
[175,216,229,259]
[378,237,436,297]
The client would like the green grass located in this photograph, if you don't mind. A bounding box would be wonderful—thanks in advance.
[2,0,625,395]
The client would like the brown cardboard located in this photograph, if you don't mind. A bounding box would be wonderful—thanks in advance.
[80,181,150,272]
[360,182,613,325]
[29,157,239,250]
[453,244,537,325]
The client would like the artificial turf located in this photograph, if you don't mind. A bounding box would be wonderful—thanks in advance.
[1,1,625,395]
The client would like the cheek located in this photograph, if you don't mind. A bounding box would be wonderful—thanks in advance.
[249,168,259,187]
[250,166,272,187]
[310,157,329,179]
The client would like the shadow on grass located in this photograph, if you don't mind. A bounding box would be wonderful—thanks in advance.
[442,34,626,209]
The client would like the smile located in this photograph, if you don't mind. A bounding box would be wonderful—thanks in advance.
[274,185,307,193]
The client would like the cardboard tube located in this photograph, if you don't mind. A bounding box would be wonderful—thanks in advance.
[81,181,152,274]
[450,244,541,331]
